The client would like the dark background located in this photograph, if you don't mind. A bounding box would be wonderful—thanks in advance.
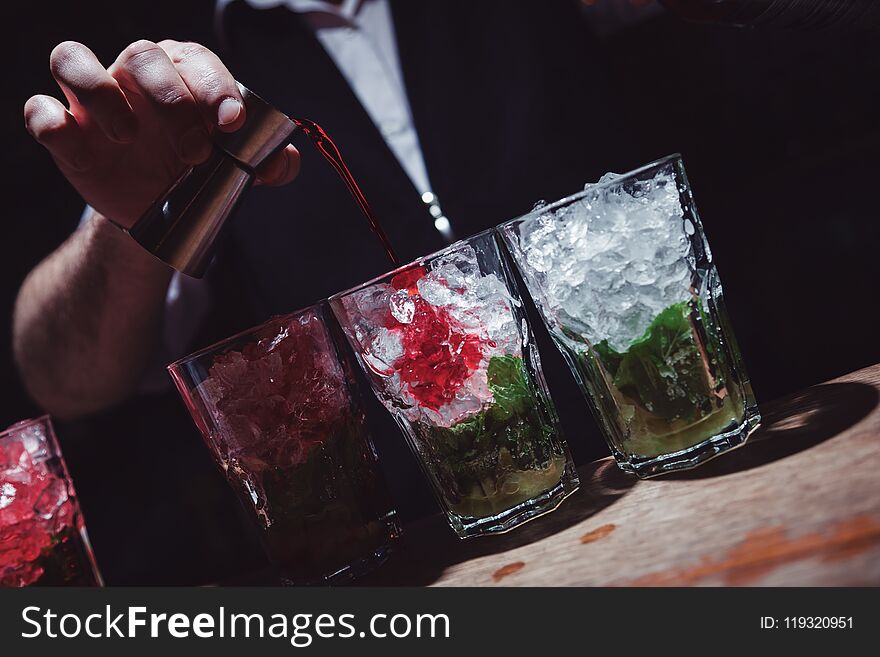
[2,0,879,583]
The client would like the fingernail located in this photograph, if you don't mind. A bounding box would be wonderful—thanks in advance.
[179,128,211,164]
[111,114,137,142]
[217,97,242,126]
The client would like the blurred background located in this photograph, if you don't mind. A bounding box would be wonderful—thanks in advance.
[2,0,879,583]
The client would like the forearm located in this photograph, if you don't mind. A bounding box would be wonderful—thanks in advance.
[13,210,173,418]
[16,38,299,418]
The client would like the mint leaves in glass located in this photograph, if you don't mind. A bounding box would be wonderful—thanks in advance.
[500,154,760,477]
[168,304,400,584]
[1,416,102,586]
[330,230,578,538]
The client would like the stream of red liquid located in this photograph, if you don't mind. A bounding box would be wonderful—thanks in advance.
[292,117,401,267]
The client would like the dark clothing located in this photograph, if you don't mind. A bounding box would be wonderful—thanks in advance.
[72,1,633,585]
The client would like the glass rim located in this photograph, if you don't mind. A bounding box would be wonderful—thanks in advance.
[167,301,328,372]
[329,227,498,303]
[1,414,53,441]
[498,152,684,232]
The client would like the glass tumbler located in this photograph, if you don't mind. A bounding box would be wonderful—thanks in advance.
[1,416,102,587]
[330,229,579,538]
[500,154,760,477]
[168,303,400,584]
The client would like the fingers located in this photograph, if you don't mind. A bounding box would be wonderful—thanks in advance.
[49,41,137,143]
[24,94,92,171]
[37,39,298,183]
[112,39,211,164]
[157,40,245,133]
[255,145,301,186]
[157,39,300,185]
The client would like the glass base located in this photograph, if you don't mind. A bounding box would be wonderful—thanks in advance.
[279,538,397,587]
[616,408,761,478]
[449,463,580,539]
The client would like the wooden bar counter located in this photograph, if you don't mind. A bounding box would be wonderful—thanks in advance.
[362,364,880,586]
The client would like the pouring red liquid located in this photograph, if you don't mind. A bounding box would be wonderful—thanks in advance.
[292,118,401,267]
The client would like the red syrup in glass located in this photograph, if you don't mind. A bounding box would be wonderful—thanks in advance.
[292,118,401,267]
[0,435,100,586]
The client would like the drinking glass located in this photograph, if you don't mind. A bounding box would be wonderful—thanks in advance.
[1,416,102,586]
[499,154,760,477]
[168,303,400,584]
[330,229,579,538]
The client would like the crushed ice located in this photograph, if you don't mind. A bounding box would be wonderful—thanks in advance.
[339,245,523,427]
[516,168,693,352]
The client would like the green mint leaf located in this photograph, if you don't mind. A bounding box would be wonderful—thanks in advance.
[428,412,487,459]
[423,355,558,496]
[594,339,623,379]
[593,301,712,421]
[487,354,533,421]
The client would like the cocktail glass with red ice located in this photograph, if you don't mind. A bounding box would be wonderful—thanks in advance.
[330,230,579,538]
[1,416,102,587]
[168,303,400,584]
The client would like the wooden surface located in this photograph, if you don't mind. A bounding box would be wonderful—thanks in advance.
[362,364,880,586]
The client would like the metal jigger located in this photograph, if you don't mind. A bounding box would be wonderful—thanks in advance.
[127,83,297,277]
